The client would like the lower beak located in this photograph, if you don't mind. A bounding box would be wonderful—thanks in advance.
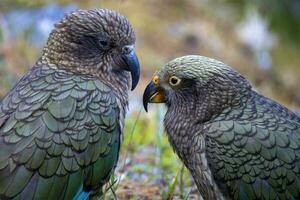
[143,81,166,112]
[121,47,140,91]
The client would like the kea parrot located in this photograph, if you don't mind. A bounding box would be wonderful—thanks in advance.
[0,9,140,199]
[143,55,300,200]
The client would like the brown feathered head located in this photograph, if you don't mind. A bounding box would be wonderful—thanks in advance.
[42,9,140,90]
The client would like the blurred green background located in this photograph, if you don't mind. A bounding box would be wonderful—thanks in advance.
[0,0,300,199]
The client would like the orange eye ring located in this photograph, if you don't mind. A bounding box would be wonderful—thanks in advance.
[152,75,160,85]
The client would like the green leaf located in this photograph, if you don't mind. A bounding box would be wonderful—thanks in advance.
[166,167,180,200]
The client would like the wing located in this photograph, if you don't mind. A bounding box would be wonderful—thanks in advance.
[205,91,300,200]
[0,65,121,199]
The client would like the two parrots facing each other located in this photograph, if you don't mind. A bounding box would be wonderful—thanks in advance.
[1,6,299,200]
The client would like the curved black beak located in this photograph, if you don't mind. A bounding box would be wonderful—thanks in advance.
[143,81,166,112]
[121,45,140,90]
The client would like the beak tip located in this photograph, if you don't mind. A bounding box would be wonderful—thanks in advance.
[142,95,148,112]
[143,104,148,112]
[130,75,139,91]
[142,89,149,112]
[122,49,140,91]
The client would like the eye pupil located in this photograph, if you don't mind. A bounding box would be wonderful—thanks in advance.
[100,40,108,46]
[171,78,178,84]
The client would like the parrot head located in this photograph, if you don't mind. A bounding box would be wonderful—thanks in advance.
[43,9,140,90]
[143,55,251,120]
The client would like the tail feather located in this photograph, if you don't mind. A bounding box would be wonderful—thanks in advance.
[73,186,90,200]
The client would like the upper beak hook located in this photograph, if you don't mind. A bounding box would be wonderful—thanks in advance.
[121,45,140,90]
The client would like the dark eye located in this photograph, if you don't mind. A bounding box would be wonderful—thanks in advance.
[99,40,109,47]
[169,76,181,86]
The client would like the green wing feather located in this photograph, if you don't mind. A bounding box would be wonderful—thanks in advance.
[205,91,300,200]
[0,65,121,199]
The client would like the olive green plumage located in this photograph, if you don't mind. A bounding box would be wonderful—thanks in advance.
[0,9,139,199]
[143,55,300,200]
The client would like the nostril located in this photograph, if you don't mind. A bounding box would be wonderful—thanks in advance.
[122,46,132,54]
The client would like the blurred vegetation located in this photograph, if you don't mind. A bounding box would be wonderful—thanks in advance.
[218,0,300,46]
[0,0,300,199]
